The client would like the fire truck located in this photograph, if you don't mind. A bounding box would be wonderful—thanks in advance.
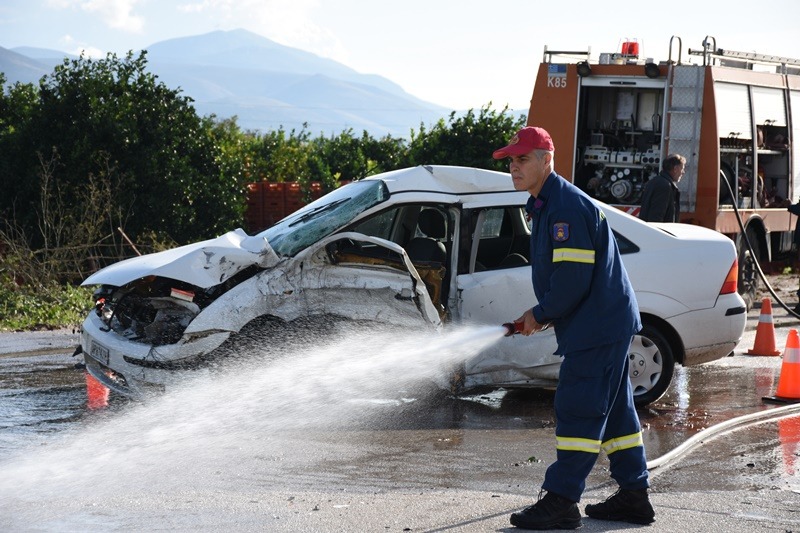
[526,35,800,307]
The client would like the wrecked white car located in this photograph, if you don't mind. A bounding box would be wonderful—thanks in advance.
[80,165,746,406]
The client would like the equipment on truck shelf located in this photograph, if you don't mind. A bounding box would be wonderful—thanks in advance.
[527,36,800,306]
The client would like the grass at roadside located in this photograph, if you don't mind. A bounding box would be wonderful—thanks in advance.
[0,282,92,331]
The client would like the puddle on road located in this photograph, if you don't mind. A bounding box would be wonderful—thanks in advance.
[641,364,780,440]
[0,353,87,453]
[641,361,800,492]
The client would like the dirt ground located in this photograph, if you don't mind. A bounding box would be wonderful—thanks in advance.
[758,267,800,310]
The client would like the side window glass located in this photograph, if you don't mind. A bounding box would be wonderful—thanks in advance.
[480,209,505,238]
[351,209,396,239]
[612,230,640,254]
[472,207,530,271]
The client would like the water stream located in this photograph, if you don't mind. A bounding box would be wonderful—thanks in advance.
[0,324,507,508]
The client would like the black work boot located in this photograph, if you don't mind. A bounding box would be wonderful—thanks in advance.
[510,491,582,530]
[584,488,655,524]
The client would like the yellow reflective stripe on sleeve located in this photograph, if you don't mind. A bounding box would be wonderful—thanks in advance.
[555,436,602,454]
[552,248,596,264]
[602,432,644,455]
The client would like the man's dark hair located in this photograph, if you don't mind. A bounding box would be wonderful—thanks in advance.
[662,154,686,172]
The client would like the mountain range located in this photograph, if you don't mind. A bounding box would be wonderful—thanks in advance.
[0,29,450,138]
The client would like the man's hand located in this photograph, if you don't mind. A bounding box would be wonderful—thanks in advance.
[516,308,549,336]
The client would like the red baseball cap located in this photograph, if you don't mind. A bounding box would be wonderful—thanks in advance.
[492,126,554,159]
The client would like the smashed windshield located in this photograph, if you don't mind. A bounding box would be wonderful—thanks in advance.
[259,180,390,257]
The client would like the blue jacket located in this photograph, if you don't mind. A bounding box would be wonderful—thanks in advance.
[527,172,641,354]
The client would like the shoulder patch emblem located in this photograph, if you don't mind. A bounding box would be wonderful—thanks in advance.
[552,222,569,242]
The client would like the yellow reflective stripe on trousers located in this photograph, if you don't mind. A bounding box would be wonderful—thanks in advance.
[552,248,595,264]
[555,436,601,454]
[601,432,644,455]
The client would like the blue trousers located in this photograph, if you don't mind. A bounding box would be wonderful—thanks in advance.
[541,337,649,502]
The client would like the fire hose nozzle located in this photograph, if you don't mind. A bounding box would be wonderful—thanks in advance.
[502,321,524,336]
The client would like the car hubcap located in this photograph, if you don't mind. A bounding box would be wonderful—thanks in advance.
[628,335,663,394]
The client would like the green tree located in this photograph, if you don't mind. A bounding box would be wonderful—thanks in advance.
[2,51,244,247]
[198,115,251,237]
[357,131,407,176]
[404,104,526,170]
[252,126,313,183]
[0,76,39,136]
[0,77,40,226]
[312,129,367,192]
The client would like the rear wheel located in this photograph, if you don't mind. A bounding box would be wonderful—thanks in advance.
[738,227,761,311]
[629,323,675,407]
[719,164,736,205]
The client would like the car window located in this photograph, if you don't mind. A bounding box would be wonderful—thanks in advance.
[612,230,640,254]
[480,209,505,238]
[470,207,531,272]
[352,209,396,240]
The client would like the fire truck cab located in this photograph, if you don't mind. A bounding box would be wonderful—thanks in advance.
[526,36,800,307]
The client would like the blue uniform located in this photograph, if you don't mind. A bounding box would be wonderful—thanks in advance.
[526,172,649,503]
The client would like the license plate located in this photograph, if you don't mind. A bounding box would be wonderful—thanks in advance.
[89,341,110,366]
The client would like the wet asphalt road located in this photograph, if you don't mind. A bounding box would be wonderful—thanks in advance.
[2,309,800,531]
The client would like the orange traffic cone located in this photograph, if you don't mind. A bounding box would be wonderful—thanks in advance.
[746,298,781,356]
[763,329,800,403]
[85,371,109,410]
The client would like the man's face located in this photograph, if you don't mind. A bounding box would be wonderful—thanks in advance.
[509,150,550,196]
[670,163,686,182]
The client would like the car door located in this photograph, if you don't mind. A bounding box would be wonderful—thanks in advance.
[455,206,561,387]
[298,231,442,329]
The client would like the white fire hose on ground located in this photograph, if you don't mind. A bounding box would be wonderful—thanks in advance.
[647,401,800,472]
[645,176,800,473]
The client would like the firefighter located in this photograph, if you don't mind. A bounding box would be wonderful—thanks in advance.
[493,127,654,529]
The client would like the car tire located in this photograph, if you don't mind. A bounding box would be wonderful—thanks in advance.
[628,323,674,407]
[738,227,760,311]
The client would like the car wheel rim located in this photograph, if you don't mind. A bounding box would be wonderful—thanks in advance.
[628,335,663,395]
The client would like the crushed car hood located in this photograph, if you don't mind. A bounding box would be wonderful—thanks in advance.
[81,229,280,288]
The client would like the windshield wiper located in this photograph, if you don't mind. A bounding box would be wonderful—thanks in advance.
[287,198,350,227]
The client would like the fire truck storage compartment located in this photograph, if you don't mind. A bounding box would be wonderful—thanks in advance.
[716,82,792,208]
[576,78,667,206]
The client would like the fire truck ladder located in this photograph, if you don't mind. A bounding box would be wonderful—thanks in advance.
[542,46,591,63]
[688,36,800,73]
[662,63,704,212]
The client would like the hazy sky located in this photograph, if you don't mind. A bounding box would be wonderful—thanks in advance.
[2,0,799,111]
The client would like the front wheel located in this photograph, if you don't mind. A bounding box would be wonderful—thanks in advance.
[628,323,675,407]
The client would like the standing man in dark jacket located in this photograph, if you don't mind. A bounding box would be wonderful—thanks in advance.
[638,154,686,222]
[494,127,653,530]
[789,199,800,313]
